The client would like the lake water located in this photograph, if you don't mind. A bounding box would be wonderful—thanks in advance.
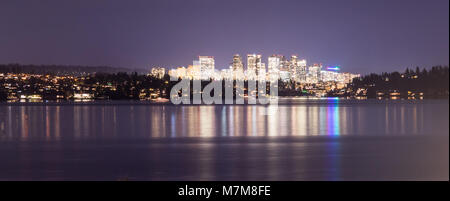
[0,98,448,180]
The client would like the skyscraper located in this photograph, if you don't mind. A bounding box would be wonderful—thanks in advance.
[268,55,283,81]
[307,63,322,83]
[199,56,215,80]
[247,54,262,80]
[277,55,291,82]
[231,54,244,80]
[289,55,298,81]
[295,59,307,82]
[150,67,166,79]
[268,55,283,72]
[258,62,266,80]
[289,55,298,71]
[232,54,243,71]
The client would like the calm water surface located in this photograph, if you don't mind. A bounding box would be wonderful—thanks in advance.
[0,98,448,180]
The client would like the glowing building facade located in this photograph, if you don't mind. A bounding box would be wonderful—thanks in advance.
[231,54,244,80]
[150,67,165,79]
[294,59,307,82]
[306,63,322,83]
[199,56,215,80]
[167,54,359,84]
[268,55,283,81]
[247,54,264,80]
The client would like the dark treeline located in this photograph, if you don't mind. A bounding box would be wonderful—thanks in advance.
[0,63,147,75]
[349,66,449,98]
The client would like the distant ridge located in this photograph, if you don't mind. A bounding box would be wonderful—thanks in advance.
[0,63,148,75]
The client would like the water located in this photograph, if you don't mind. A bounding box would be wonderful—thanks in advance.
[0,98,448,180]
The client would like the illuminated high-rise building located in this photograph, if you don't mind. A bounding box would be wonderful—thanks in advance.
[289,55,298,81]
[307,63,322,83]
[231,54,244,80]
[232,54,243,71]
[247,54,262,80]
[294,59,307,82]
[276,55,290,82]
[198,56,215,80]
[268,55,283,81]
[289,55,298,71]
[258,62,266,80]
[150,67,165,79]
[280,56,289,71]
[268,55,283,72]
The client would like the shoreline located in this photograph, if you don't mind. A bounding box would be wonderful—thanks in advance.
[1,97,448,106]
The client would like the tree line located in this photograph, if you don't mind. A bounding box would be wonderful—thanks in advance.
[348,66,449,98]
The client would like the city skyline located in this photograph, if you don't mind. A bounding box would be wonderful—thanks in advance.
[163,54,360,84]
[1,0,448,74]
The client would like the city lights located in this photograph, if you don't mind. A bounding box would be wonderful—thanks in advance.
[165,55,360,85]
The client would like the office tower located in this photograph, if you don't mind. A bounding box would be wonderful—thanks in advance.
[289,55,298,81]
[268,55,283,81]
[231,54,244,80]
[307,63,322,83]
[247,54,262,80]
[268,55,283,72]
[150,67,165,79]
[258,62,266,80]
[280,56,289,71]
[232,54,243,71]
[276,55,290,82]
[199,56,215,80]
[295,59,307,82]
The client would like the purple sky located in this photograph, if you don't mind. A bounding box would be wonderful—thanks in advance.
[1,0,448,74]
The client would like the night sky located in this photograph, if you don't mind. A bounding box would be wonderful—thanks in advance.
[1,0,448,74]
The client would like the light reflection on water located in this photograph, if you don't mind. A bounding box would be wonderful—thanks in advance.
[0,99,448,141]
[0,99,448,180]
